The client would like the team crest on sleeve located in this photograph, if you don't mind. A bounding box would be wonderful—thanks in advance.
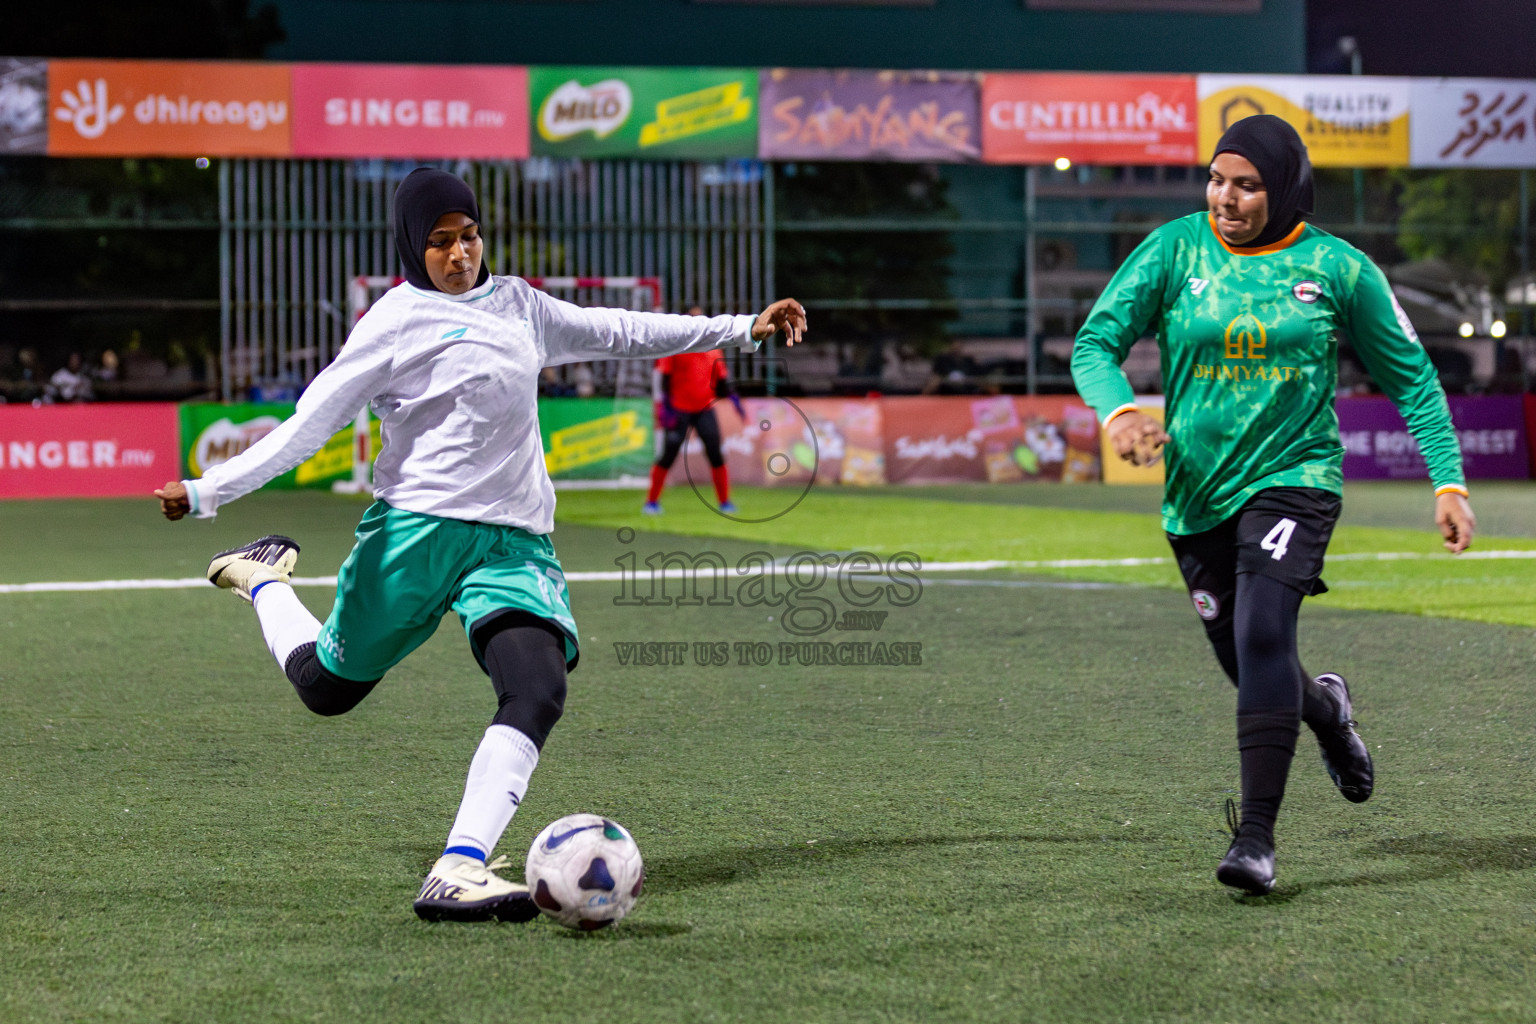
[1291,280,1321,304]
[1191,590,1220,620]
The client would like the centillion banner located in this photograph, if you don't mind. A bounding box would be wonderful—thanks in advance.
[1197,74,1411,167]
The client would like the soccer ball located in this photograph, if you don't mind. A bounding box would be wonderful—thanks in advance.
[525,814,644,930]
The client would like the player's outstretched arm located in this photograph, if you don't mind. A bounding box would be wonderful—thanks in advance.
[156,480,191,521]
[752,298,807,346]
[1434,491,1475,554]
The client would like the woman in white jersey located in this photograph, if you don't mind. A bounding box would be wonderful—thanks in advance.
[156,168,806,922]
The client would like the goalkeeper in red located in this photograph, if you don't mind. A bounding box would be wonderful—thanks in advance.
[1071,115,1476,895]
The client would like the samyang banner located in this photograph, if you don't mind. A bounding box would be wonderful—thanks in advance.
[530,66,757,159]
[1409,78,1536,168]
[47,59,291,157]
[759,69,980,162]
[982,73,1197,165]
[1198,74,1411,167]
[291,64,528,159]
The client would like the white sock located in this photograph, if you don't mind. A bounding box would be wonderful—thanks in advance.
[443,725,540,861]
[251,582,322,671]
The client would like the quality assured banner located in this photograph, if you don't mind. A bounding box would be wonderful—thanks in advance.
[759,69,980,162]
[982,73,1197,165]
[531,66,757,159]
[1337,395,1530,480]
[291,63,528,159]
[47,59,291,156]
[0,403,180,499]
[1198,74,1411,167]
[1409,78,1536,168]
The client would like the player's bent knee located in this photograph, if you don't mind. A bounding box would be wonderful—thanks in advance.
[283,643,380,716]
[493,676,566,748]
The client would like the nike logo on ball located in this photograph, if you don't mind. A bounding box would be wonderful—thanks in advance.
[544,824,601,851]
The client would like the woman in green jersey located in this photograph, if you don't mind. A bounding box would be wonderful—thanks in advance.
[1071,114,1476,895]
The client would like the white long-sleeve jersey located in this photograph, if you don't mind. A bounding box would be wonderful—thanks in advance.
[184,275,758,534]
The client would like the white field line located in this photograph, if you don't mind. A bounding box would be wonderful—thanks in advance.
[2,549,1532,595]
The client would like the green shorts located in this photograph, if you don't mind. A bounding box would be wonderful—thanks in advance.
[316,501,579,682]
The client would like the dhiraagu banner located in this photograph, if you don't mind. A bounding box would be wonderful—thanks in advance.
[179,403,360,489]
[1198,74,1411,167]
[539,398,652,480]
[530,66,757,159]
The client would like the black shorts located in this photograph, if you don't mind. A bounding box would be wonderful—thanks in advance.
[1167,487,1342,626]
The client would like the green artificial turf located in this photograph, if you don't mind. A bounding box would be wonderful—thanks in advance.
[1,486,1533,1023]
[555,482,1536,627]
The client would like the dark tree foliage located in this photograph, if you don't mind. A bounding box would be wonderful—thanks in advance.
[774,162,957,360]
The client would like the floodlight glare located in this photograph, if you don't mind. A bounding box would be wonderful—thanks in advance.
[1490,320,1507,338]
[1458,322,1475,337]
[1054,157,1072,171]
[195,158,210,169]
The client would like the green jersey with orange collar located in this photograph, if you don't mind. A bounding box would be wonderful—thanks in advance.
[1071,212,1465,536]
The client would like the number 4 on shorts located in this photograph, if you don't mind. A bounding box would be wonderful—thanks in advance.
[1261,517,1297,561]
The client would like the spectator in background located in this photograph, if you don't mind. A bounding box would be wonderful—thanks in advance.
[572,362,596,398]
[47,352,93,403]
[923,339,980,395]
[94,349,119,384]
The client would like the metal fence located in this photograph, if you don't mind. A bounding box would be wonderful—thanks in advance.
[219,157,773,400]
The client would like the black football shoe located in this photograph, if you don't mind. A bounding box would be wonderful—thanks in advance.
[1304,672,1374,803]
[1216,800,1275,895]
[206,535,301,602]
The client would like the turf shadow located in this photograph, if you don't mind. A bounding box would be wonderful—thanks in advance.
[1227,833,1536,904]
[648,831,1162,893]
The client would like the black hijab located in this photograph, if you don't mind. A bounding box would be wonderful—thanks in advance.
[1211,114,1315,248]
[392,168,490,291]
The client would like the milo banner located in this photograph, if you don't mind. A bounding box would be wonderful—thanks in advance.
[540,398,652,480]
[1198,74,1411,167]
[530,66,757,159]
[180,403,356,488]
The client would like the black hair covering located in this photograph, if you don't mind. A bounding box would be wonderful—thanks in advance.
[392,168,489,291]
[1211,114,1315,248]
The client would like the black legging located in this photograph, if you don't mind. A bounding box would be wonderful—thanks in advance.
[656,408,724,470]
[282,611,568,748]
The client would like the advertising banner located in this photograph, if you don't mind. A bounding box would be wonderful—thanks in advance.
[0,403,179,499]
[982,73,1197,165]
[759,69,980,162]
[47,59,290,157]
[1198,74,1411,167]
[1337,395,1530,480]
[1409,79,1536,168]
[1,58,49,154]
[540,398,653,480]
[291,64,528,159]
[880,396,1099,485]
[530,66,757,159]
[179,403,354,488]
